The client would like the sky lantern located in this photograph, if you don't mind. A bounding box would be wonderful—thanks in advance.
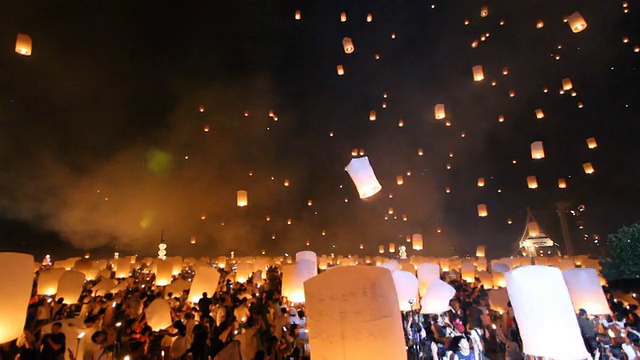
[115,258,131,278]
[0,253,33,344]
[351,148,358,156]
[198,105,205,112]
[536,20,544,29]
[527,176,539,189]
[476,245,486,257]
[342,37,354,54]
[336,65,345,76]
[294,10,301,20]
[391,271,419,311]
[38,268,65,295]
[146,299,172,331]
[480,5,488,17]
[388,243,396,253]
[477,177,485,187]
[558,178,567,189]
[307,199,312,206]
[387,207,394,215]
[420,279,456,314]
[340,12,347,22]
[434,104,445,119]
[396,175,404,185]
[412,234,423,250]
[366,13,373,22]
[535,109,544,119]
[530,141,545,159]
[567,11,587,33]
[398,119,404,127]
[472,65,485,81]
[583,162,595,174]
[586,137,597,149]
[56,270,85,304]
[237,190,248,207]
[189,267,220,303]
[418,148,424,155]
[477,204,488,217]
[378,245,385,254]
[284,179,290,186]
[155,259,173,286]
[369,110,376,121]
[506,266,590,358]
[190,236,196,245]
[498,115,505,122]
[562,78,573,91]
[562,268,610,315]
[344,156,383,199]
[15,34,32,56]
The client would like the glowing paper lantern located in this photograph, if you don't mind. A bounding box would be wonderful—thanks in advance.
[236,190,248,207]
[477,270,492,287]
[477,204,488,217]
[344,156,383,199]
[336,65,344,76]
[412,234,423,251]
[388,243,396,253]
[155,259,173,286]
[461,262,476,283]
[477,177,485,187]
[527,176,538,189]
[369,110,376,121]
[417,263,440,296]
[476,245,486,257]
[488,288,509,313]
[56,270,86,304]
[586,137,597,149]
[146,299,172,331]
[73,259,98,280]
[217,256,227,268]
[366,13,373,22]
[282,261,316,303]
[235,262,254,283]
[38,268,65,295]
[15,34,32,56]
[340,12,347,22]
[505,266,590,358]
[391,270,419,311]
[303,266,406,360]
[535,109,544,119]
[379,259,401,272]
[189,267,221,303]
[342,37,354,54]
[294,10,301,20]
[115,258,131,278]
[434,104,446,119]
[0,253,33,344]
[396,175,404,185]
[567,12,587,33]
[296,251,318,275]
[472,65,484,81]
[476,257,488,272]
[420,278,456,314]
[562,268,610,315]
[558,178,567,188]
[480,6,489,17]
[530,141,545,159]
[562,78,573,91]
[583,162,595,174]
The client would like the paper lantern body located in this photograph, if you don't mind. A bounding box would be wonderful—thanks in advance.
[558,178,567,188]
[557,258,575,271]
[379,259,401,272]
[562,78,573,91]
[217,256,227,268]
[189,267,221,303]
[342,37,354,54]
[461,261,476,283]
[56,270,86,304]
[336,65,344,75]
[505,266,590,358]
[420,278,456,314]
[344,157,382,199]
[391,270,419,311]
[412,234,423,250]
[115,258,131,278]
[73,259,98,280]
[567,12,587,33]
[282,261,316,303]
[155,259,173,286]
[15,34,32,56]
[38,268,66,295]
[417,263,440,296]
[146,299,172,330]
[472,65,484,81]
[586,137,597,149]
[434,104,446,119]
[477,204,488,217]
[527,176,538,189]
[0,253,34,344]
[535,109,544,119]
[583,162,594,174]
[476,257,488,272]
[296,251,318,271]
[493,262,510,273]
[562,268,610,315]
[488,288,509,313]
[477,270,493,288]
[235,262,255,283]
[237,190,248,207]
[476,245,486,257]
[492,272,507,288]
[530,141,545,159]
[303,266,405,360]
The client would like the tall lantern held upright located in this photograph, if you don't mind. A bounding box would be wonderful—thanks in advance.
[0,252,34,344]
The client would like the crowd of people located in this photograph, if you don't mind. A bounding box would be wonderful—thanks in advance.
[0,261,639,360]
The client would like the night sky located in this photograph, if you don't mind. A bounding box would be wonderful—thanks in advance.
[1,1,639,260]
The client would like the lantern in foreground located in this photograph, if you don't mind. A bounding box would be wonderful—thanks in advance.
[344,156,383,199]
[115,258,131,278]
[342,37,354,54]
[417,263,440,296]
[38,268,65,295]
[506,266,590,358]
[530,141,545,159]
[282,261,316,303]
[476,245,486,257]
[15,34,32,56]
[562,268,610,315]
[434,104,446,119]
[583,162,595,174]
[237,190,248,207]
[412,234,423,251]
[477,204,488,217]
[586,137,597,149]
[527,176,538,189]
[567,11,587,33]
[296,251,318,275]
[304,266,406,360]
[472,65,484,81]
[336,65,344,76]
[391,270,419,311]
[155,259,173,286]
[189,267,221,303]
[146,299,172,331]
[56,270,86,304]
[558,178,567,189]
[420,278,456,314]
[0,252,33,344]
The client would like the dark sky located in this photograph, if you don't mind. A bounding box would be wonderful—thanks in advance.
[0,1,639,260]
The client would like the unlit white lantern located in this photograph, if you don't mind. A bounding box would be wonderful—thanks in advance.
[420,278,456,314]
[303,266,406,360]
[146,299,172,331]
[296,251,318,274]
[493,262,510,273]
[344,156,383,199]
[155,259,173,286]
[189,267,221,303]
[379,259,401,272]
[417,263,440,296]
[567,12,587,33]
[562,268,610,315]
[38,268,66,295]
[505,265,590,358]
[56,270,86,304]
[0,253,33,344]
[391,270,419,311]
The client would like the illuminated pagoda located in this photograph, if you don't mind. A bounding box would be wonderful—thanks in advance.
[518,210,561,257]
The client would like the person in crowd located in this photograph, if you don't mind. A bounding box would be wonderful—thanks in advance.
[37,322,65,360]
